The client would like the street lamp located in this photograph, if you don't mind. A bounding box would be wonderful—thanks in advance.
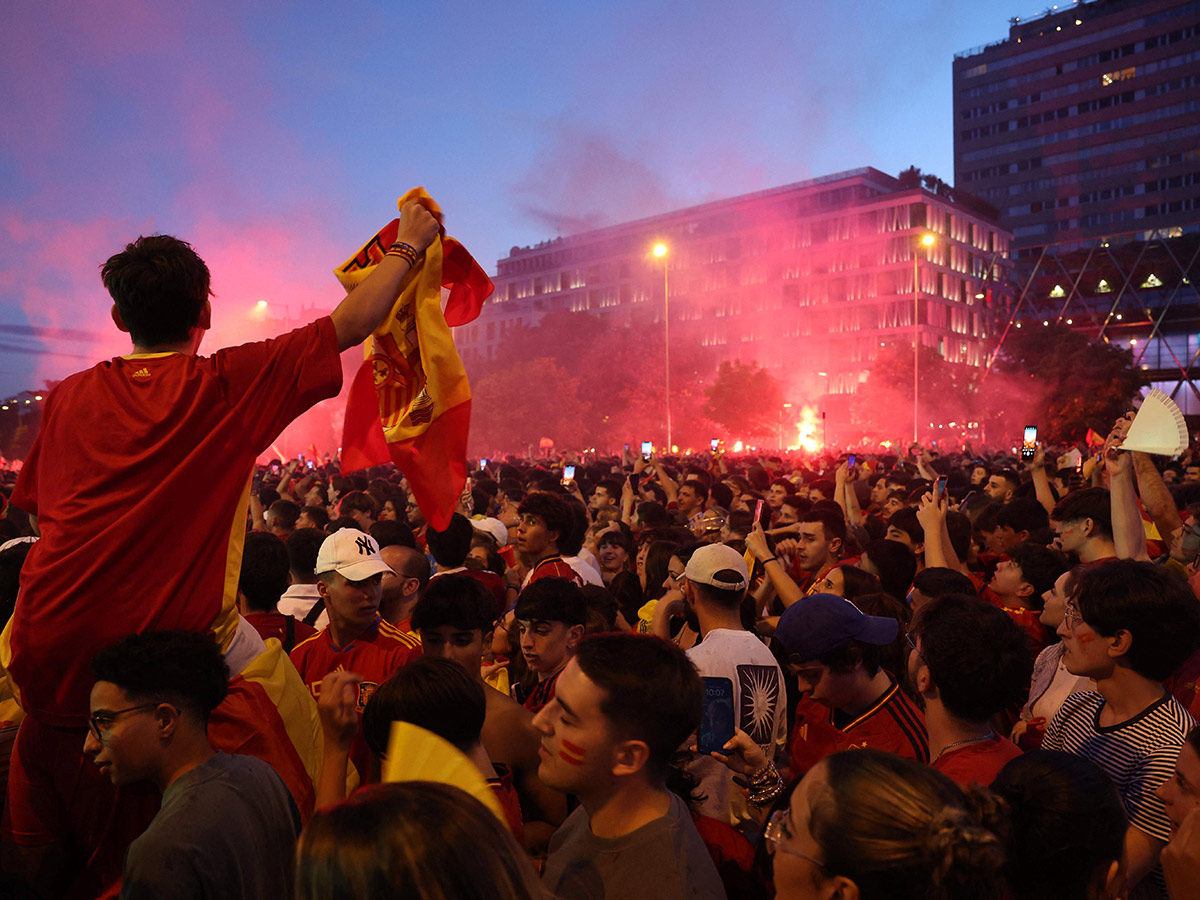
[914,233,935,443]
[652,242,671,449]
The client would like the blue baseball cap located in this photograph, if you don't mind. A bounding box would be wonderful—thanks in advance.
[774,593,899,661]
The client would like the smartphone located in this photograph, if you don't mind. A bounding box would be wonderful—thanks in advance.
[935,475,948,503]
[641,441,653,461]
[306,460,315,470]
[754,498,765,524]
[630,472,641,490]
[847,454,857,468]
[959,490,976,509]
[625,442,630,453]
[563,465,576,481]
[270,462,281,474]
[698,677,736,755]
[480,458,489,470]
[1075,456,1084,474]
[1022,426,1038,461]
[711,438,719,452]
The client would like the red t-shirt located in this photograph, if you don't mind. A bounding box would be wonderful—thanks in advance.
[980,586,1048,656]
[523,668,562,714]
[525,556,583,588]
[932,735,1023,788]
[289,618,421,780]
[8,319,342,725]
[790,682,929,777]
[243,611,317,651]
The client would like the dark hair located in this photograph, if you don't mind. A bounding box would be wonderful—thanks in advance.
[559,495,589,557]
[945,510,973,561]
[582,585,622,633]
[286,527,326,578]
[91,631,228,721]
[849,592,912,683]
[1051,488,1113,540]
[818,640,884,677]
[887,508,924,545]
[328,515,361,534]
[912,567,978,602]
[642,540,682,604]
[710,482,733,510]
[680,479,709,505]
[914,595,1032,721]
[296,782,542,900]
[426,513,474,568]
[990,751,1126,900]
[799,507,847,547]
[809,479,836,500]
[361,657,485,758]
[515,577,587,627]
[996,498,1050,536]
[594,479,623,502]
[370,519,417,550]
[690,576,746,611]
[517,492,573,553]
[267,498,301,531]
[100,235,211,347]
[725,509,753,537]
[813,749,1005,900]
[238,531,290,613]
[992,469,1021,492]
[411,574,497,634]
[770,477,795,494]
[300,505,331,531]
[1005,543,1068,609]
[574,634,701,781]
[863,539,918,604]
[835,564,884,601]
[1076,559,1200,680]
[635,501,670,529]
[339,490,377,520]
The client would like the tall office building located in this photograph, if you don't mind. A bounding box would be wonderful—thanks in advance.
[455,167,1010,436]
[953,0,1200,251]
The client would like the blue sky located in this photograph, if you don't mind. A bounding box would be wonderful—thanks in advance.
[0,0,1035,396]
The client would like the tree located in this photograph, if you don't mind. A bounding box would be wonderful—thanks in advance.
[468,358,589,456]
[702,361,783,438]
[851,344,979,443]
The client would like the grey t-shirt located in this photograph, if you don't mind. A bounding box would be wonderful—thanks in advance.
[542,792,726,900]
[121,752,300,900]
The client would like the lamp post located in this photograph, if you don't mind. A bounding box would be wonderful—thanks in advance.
[914,233,935,443]
[653,242,671,449]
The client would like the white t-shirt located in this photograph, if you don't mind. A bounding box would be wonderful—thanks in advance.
[686,628,787,830]
[276,583,327,629]
[562,555,604,586]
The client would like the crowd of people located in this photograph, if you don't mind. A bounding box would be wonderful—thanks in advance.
[3,204,1200,899]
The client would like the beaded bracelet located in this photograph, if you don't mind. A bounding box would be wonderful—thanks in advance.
[386,241,419,267]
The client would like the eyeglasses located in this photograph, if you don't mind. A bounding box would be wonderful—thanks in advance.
[904,629,919,652]
[764,810,826,868]
[87,703,161,742]
[667,571,686,584]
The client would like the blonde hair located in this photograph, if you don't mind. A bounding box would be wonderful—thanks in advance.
[810,750,1005,900]
[296,782,544,900]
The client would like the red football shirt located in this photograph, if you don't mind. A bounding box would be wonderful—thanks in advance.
[524,556,583,588]
[933,735,1023,788]
[980,586,1048,655]
[789,682,929,776]
[289,618,421,780]
[8,319,342,725]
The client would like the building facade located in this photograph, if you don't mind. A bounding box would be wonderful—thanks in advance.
[954,0,1200,251]
[456,167,1011,429]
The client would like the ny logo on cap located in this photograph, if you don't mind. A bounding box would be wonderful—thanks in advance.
[355,536,374,556]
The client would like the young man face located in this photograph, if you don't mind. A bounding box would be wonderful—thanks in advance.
[883,495,905,519]
[988,558,1029,599]
[677,484,702,516]
[83,681,165,786]
[884,524,918,553]
[518,618,581,678]
[319,572,384,633]
[1056,598,1117,679]
[984,475,1014,502]
[870,479,889,506]
[597,540,628,574]
[516,513,558,560]
[297,510,323,531]
[1157,741,1200,835]
[1053,517,1091,554]
[789,659,861,711]
[991,524,1026,554]
[795,521,839,574]
[766,483,789,510]
[419,624,485,672]
[532,658,622,795]
[590,487,616,511]
[775,504,799,527]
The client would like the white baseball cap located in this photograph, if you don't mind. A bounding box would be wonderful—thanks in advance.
[315,528,395,581]
[685,543,749,591]
[470,516,508,547]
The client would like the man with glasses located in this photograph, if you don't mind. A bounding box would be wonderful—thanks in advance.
[774,593,927,778]
[1044,559,1200,896]
[84,631,299,900]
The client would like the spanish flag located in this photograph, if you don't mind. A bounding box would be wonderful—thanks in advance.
[335,188,491,530]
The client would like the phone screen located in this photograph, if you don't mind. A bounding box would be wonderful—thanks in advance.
[847,454,857,468]
[563,465,576,481]
[754,499,765,524]
[1022,426,1038,461]
[935,475,948,502]
[641,441,653,461]
[306,460,314,470]
[480,458,488,470]
[698,677,736,755]
[711,438,719,451]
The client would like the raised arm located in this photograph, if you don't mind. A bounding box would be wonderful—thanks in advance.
[1028,444,1057,515]
[747,522,803,609]
[1108,416,1150,561]
[1133,450,1183,545]
[330,201,440,351]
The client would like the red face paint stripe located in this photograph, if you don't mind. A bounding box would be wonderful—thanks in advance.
[562,738,586,755]
[557,748,585,765]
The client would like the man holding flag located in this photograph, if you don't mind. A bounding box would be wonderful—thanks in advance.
[1,200,439,899]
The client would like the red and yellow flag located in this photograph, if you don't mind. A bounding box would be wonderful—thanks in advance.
[335,188,491,530]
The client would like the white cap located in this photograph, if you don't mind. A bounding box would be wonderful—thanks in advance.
[315,528,395,581]
[470,516,508,547]
[685,543,749,591]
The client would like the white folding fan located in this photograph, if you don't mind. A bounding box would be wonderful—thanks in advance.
[1120,389,1189,456]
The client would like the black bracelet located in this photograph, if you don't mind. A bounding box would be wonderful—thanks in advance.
[762,556,778,564]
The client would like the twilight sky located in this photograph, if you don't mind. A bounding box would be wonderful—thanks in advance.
[0,0,1032,397]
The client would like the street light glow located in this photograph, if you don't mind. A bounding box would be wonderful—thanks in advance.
[256,299,269,309]
[920,233,936,247]
[652,243,668,258]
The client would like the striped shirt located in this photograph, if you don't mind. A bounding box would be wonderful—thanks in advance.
[1043,691,1194,844]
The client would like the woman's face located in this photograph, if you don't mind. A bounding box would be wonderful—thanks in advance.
[379,500,398,521]
[816,567,846,597]
[636,542,651,588]
[1039,570,1073,628]
[771,762,837,900]
[598,540,628,573]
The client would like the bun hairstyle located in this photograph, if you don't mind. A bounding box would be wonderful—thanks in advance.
[811,750,1005,900]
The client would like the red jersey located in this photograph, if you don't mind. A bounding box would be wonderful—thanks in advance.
[243,611,317,652]
[524,556,583,588]
[523,668,562,714]
[932,735,1023,788]
[487,763,524,842]
[290,618,421,780]
[7,319,342,726]
[980,586,1047,655]
[789,682,929,776]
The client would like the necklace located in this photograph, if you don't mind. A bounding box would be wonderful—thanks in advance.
[936,730,996,759]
